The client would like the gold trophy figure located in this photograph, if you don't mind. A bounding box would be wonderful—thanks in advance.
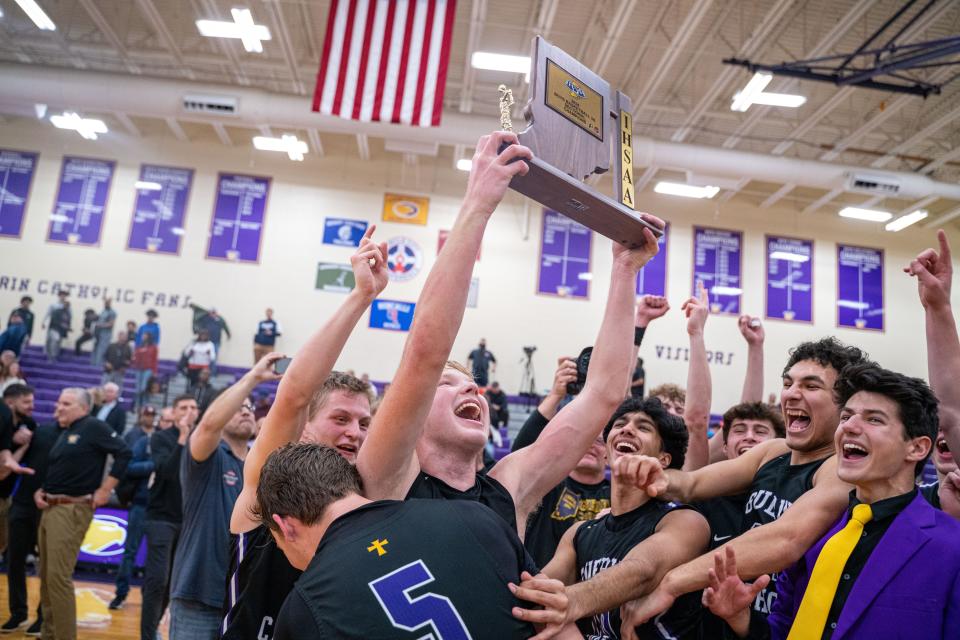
[498,84,514,132]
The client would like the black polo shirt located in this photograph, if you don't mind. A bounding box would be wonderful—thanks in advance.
[12,423,58,507]
[43,415,131,496]
[0,406,36,499]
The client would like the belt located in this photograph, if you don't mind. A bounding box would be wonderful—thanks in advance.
[44,493,93,506]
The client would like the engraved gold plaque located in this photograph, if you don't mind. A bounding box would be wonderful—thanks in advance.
[619,110,635,209]
[544,60,603,141]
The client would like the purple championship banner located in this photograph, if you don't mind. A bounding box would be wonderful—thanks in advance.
[537,210,592,299]
[636,223,669,296]
[765,235,813,322]
[0,149,39,238]
[837,244,884,331]
[127,164,194,255]
[47,156,115,246]
[692,226,742,315]
[206,173,271,263]
[77,508,147,568]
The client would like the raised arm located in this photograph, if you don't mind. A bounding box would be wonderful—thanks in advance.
[356,132,533,500]
[629,296,669,396]
[624,458,850,628]
[660,437,786,503]
[541,521,582,586]
[189,355,282,463]
[230,230,388,533]
[682,284,711,471]
[566,508,709,626]
[907,230,960,457]
[738,315,765,403]
[491,224,663,517]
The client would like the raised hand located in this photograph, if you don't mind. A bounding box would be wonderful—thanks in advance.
[351,224,389,299]
[612,213,665,272]
[905,229,953,310]
[509,571,570,639]
[636,295,670,327]
[620,589,676,640]
[682,282,709,337]
[612,454,668,498]
[550,357,578,398]
[702,546,769,635]
[737,315,764,345]
[250,352,285,384]
[463,132,533,216]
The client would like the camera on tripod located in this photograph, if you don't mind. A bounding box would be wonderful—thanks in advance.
[522,345,537,356]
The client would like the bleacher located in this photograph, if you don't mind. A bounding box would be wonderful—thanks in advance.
[17,345,532,458]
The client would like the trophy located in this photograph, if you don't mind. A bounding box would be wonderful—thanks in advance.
[498,37,662,248]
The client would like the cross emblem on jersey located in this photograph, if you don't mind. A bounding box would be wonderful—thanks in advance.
[367,539,389,556]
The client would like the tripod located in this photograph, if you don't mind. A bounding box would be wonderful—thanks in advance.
[518,350,537,411]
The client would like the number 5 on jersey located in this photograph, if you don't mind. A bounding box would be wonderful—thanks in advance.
[369,560,472,639]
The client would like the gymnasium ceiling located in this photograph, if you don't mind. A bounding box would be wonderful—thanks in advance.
[1,0,959,227]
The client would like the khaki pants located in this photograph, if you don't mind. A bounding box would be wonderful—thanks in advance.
[38,503,93,640]
[0,496,11,554]
[253,343,272,364]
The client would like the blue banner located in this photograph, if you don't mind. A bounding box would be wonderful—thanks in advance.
[692,226,742,315]
[206,173,270,263]
[538,210,591,299]
[369,298,416,331]
[636,223,669,296]
[0,149,38,238]
[323,217,369,247]
[837,244,884,331]
[127,164,193,254]
[48,156,115,246]
[765,235,813,322]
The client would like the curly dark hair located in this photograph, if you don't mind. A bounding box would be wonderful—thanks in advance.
[834,363,939,477]
[603,397,688,469]
[782,337,872,378]
[252,443,363,531]
[722,402,786,442]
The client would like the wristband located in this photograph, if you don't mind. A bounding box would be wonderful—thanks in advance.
[634,326,646,347]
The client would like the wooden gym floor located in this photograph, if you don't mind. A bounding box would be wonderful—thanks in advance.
[0,576,167,639]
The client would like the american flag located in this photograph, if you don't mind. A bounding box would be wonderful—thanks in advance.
[313,0,457,127]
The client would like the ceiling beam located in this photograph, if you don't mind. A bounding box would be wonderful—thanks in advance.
[212,122,232,145]
[591,0,637,76]
[263,0,305,95]
[307,128,324,156]
[925,205,960,228]
[457,0,488,113]
[113,112,141,136]
[134,0,195,80]
[802,188,843,214]
[76,0,141,75]
[870,101,960,169]
[920,144,960,174]
[356,133,370,161]
[896,195,939,216]
[759,183,796,209]
[191,0,250,86]
[165,117,188,141]
[616,2,670,96]
[671,0,796,142]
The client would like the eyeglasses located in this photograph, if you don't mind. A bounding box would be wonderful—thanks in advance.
[242,403,255,412]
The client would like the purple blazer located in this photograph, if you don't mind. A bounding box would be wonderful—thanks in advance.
[768,492,960,639]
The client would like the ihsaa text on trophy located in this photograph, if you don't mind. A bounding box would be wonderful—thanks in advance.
[498,37,663,248]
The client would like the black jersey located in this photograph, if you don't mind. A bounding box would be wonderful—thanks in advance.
[741,452,828,621]
[920,481,941,510]
[573,500,702,640]
[273,499,537,639]
[220,525,302,640]
[696,493,747,550]
[525,477,610,567]
[405,469,518,531]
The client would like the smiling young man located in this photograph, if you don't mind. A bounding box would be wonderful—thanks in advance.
[610,338,869,636]
[357,132,664,539]
[537,397,709,639]
[703,363,960,639]
[220,228,387,640]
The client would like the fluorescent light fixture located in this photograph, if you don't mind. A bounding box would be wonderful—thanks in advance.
[750,93,807,108]
[14,0,55,31]
[731,71,805,111]
[837,300,870,310]
[885,209,928,232]
[769,251,810,263]
[456,158,472,172]
[471,51,530,74]
[711,286,743,296]
[838,207,892,222]
[135,181,163,191]
[197,7,270,53]
[252,134,308,161]
[50,112,107,140]
[654,181,720,199]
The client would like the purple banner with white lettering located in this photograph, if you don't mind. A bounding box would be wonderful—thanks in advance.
[636,223,669,296]
[127,164,194,255]
[0,149,38,238]
[692,226,742,314]
[47,156,115,246]
[77,508,147,568]
[538,210,591,299]
[837,244,884,331]
[765,235,813,322]
[206,173,271,263]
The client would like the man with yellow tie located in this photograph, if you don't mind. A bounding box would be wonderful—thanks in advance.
[702,362,960,639]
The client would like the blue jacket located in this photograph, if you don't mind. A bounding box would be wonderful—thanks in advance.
[126,432,155,506]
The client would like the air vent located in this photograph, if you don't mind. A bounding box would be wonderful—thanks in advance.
[845,172,901,196]
[182,94,238,115]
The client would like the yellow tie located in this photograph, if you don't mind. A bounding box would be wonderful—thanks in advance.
[787,503,873,640]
